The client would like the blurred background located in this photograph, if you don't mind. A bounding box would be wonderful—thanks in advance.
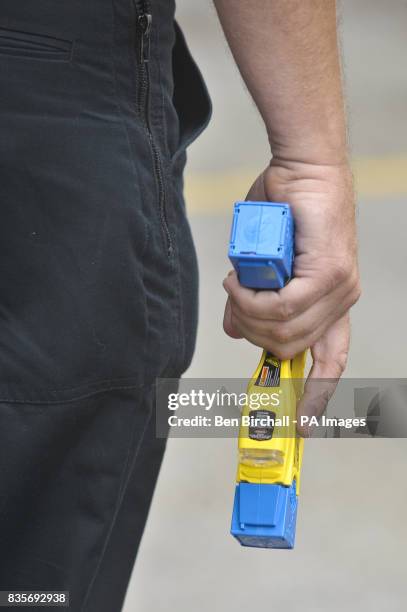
[125,2,407,610]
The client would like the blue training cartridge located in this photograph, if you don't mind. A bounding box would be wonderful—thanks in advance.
[228,201,294,290]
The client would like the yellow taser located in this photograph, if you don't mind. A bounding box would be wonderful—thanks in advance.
[228,200,306,548]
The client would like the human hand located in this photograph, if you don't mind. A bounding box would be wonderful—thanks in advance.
[223,159,361,435]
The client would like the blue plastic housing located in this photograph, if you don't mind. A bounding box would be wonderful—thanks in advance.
[231,481,298,549]
[228,201,294,289]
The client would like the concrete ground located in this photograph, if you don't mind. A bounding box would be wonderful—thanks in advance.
[124,2,407,611]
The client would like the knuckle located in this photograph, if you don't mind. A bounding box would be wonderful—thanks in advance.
[319,350,348,375]
[343,274,361,308]
[331,253,358,282]
[351,278,362,303]
[237,296,256,318]
[334,350,349,374]
[330,257,359,289]
[272,345,294,361]
[263,339,294,361]
[273,323,293,344]
[275,298,295,321]
[330,262,348,286]
[349,287,361,307]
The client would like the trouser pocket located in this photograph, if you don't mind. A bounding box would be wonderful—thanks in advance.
[171,20,212,163]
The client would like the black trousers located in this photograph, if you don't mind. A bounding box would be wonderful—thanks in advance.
[0,0,211,609]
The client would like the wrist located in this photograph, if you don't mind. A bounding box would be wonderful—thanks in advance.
[268,155,353,183]
[268,140,349,168]
[262,158,354,210]
[267,114,349,167]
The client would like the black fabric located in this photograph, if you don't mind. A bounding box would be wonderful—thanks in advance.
[0,0,211,610]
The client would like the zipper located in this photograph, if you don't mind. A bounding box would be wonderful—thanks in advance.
[134,0,173,256]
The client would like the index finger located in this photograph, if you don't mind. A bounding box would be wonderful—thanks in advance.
[223,270,333,322]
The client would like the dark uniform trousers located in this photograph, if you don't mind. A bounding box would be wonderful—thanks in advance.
[0,0,211,609]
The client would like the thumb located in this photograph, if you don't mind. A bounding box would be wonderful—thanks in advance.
[246,170,267,202]
[296,314,350,437]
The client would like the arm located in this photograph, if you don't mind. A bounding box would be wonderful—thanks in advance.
[216,0,361,434]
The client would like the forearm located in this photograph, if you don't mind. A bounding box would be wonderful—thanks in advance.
[213,0,347,165]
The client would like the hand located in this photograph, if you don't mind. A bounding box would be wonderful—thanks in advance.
[223,159,361,435]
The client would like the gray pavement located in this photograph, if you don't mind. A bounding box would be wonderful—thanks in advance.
[124,2,407,611]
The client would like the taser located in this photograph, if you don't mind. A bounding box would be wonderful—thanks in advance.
[228,201,307,549]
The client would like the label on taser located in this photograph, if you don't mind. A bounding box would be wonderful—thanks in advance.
[255,353,281,387]
[248,409,276,440]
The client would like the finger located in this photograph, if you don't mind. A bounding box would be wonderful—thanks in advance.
[230,309,330,360]
[229,280,353,347]
[223,271,258,312]
[223,296,243,339]
[296,315,350,437]
[224,268,346,322]
[245,171,267,201]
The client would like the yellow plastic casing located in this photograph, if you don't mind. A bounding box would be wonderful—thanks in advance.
[237,350,307,494]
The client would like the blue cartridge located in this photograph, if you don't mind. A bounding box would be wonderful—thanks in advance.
[228,201,294,290]
[231,481,298,549]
